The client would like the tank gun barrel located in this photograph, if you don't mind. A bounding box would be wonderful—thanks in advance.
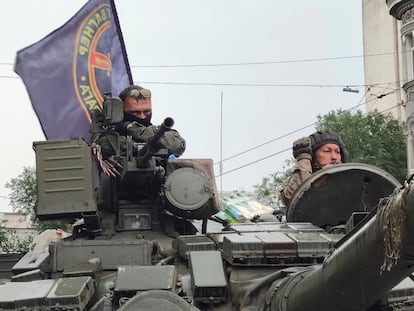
[270,182,414,311]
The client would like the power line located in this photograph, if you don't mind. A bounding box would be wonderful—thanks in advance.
[218,147,292,176]
[0,74,18,79]
[217,123,315,164]
[134,81,401,89]
[221,87,372,168]
[1,54,403,175]
[0,70,386,89]
[349,85,372,114]
[3,71,400,90]
[216,93,402,177]
[129,51,408,68]
[0,51,410,69]
[215,89,388,167]
[136,81,365,88]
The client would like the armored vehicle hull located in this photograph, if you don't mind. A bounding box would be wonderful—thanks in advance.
[1,100,414,310]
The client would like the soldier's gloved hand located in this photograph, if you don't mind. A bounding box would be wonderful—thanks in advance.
[292,137,312,161]
[117,121,133,133]
[128,124,159,143]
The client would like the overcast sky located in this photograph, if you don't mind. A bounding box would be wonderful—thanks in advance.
[0,0,366,212]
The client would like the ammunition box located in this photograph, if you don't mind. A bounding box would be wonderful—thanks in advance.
[33,139,97,220]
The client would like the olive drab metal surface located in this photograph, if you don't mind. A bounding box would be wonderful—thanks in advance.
[287,163,401,227]
[3,96,414,310]
[33,139,97,220]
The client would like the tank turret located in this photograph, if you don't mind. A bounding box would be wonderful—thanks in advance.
[2,97,414,310]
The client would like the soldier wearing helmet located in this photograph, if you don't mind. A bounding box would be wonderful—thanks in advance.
[91,85,186,176]
[117,85,186,157]
[280,131,348,207]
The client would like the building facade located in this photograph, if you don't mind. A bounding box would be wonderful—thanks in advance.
[384,0,414,172]
[364,0,414,172]
[363,0,404,120]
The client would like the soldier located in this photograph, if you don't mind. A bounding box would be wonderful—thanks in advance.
[117,85,186,157]
[92,85,186,176]
[280,131,348,207]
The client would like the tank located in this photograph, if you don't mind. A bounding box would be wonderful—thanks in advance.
[1,95,414,310]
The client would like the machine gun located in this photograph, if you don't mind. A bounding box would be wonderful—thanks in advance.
[33,94,220,238]
[136,117,175,168]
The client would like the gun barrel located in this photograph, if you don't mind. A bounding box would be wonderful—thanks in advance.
[162,117,174,128]
[271,184,414,311]
[138,117,174,166]
[147,117,174,146]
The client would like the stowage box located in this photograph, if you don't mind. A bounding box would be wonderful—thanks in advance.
[33,139,97,219]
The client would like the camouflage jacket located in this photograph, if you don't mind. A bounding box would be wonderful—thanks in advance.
[123,122,186,157]
[92,121,186,159]
[280,158,312,207]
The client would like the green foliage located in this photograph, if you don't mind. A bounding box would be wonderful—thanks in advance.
[5,166,72,233]
[316,110,406,182]
[35,220,72,233]
[254,160,294,208]
[255,109,407,205]
[0,222,6,243]
[0,227,34,253]
[5,167,37,216]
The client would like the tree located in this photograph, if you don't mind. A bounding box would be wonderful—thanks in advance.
[255,160,293,208]
[255,109,407,206]
[5,166,71,232]
[0,222,5,243]
[316,110,407,182]
[0,227,34,253]
[6,167,36,216]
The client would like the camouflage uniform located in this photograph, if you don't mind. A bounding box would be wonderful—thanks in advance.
[92,122,186,160]
[92,84,186,160]
[121,122,186,157]
[280,131,347,208]
[280,158,312,207]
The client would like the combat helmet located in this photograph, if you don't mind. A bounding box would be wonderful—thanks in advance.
[309,131,348,164]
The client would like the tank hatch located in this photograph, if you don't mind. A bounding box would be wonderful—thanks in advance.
[286,163,401,227]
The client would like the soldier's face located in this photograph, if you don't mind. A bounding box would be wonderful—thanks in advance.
[314,143,342,168]
[124,96,152,120]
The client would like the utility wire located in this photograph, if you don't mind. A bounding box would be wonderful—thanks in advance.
[219,147,292,176]
[136,79,403,89]
[349,85,372,114]
[3,71,401,90]
[1,55,403,175]
[0,74,18,79]
[135,81,373,88]
[216,92,402,177]
[214,88,388,167]
[0,50,410,69]
[217,123,315,164]
[129,51,409,68]
[0,71,383,88]
[218,101,403,177]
